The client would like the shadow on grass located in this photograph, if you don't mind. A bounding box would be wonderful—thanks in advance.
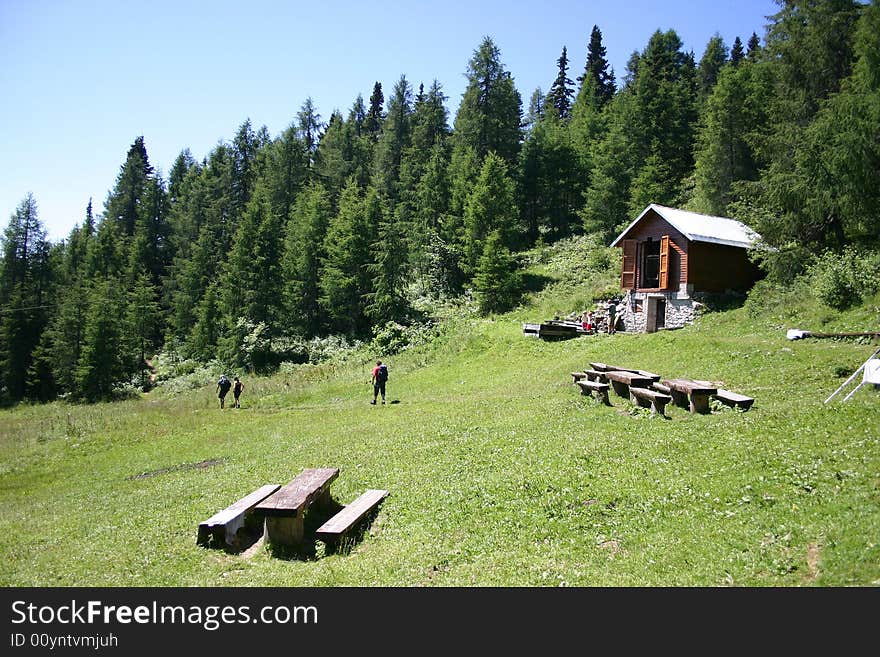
[520,272,555,294]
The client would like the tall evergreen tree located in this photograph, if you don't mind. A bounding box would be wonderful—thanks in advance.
[463,152,517,275]
[282,182,331,336]
[452,36,523,169]
[473,230,521,315]
[319,178,375,335]
[731,36,745,66]
[364,82,385,141]
[76,277,126,401]
[577,25,616,107]
[698,34,729,100]
[365,202,410,325]
[372,75,413,203]
[546,46,575,120]
[0,194,52,403]
[104,136,153,236]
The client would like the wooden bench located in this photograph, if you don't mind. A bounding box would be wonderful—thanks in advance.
[636,370,662,382]
[663,379,718,414]
[713,389,755,411]
[652,381,671,394]
[605,370,653,399]
[254,468,339,547]
[570,371,587,383]
[576,379,611,405]
[583,369,607,382]
[590,362,640,374]
[629,387,672,416]
[315,489,389,551]
[197,484,280,549]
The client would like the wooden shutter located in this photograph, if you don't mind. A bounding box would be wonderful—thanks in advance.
[621,239,636,289]
[659,235,670,289]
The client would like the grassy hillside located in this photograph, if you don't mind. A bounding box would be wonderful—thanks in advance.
[1,245,878,586]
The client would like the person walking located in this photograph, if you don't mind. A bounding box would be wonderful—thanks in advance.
[607,300,617,335]
[216,374,232,409]
[371,360,388,405]
[232,376,244,408]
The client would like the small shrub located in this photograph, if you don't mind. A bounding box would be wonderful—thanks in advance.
[811,248,880,311]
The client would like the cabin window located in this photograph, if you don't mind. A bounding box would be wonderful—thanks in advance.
[641,238,661,288]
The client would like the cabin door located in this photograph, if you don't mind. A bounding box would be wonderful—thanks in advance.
[645,297,666,333]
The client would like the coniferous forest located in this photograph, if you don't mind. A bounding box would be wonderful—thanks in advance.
[2,0,878,405]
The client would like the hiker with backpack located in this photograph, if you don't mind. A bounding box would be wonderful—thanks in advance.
[232,376,244,408]
[371,360,388,405]
[216,374,232,409]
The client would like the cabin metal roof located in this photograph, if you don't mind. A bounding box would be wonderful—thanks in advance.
[610,204,761,249]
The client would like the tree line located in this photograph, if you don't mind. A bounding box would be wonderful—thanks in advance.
[2,0,878,404]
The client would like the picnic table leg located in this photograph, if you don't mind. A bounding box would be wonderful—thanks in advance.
[265,516,304,546]
[610,380,629,399]
[689,393,711,414]
[669,389,689,409]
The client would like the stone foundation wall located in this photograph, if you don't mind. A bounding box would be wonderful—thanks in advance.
[618,290,698,333]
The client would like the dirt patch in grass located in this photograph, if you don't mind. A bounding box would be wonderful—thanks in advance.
[805,542,822,582]
[128,458,226,480]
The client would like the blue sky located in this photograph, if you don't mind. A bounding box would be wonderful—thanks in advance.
[0,0,779,241]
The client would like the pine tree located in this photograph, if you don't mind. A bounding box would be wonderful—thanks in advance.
[76,278,126,401]
[463,152,517,275]
[698,34,729,100]
[365,202,410,325]
[693,59,771,214]
[297,98,324,171]
[124,273,162,391]
[104,136,153,236]
[628,30,699,211]
[364,82,385,141]
[731,36,745,66]
[319,178,375,335]
[577,25,616,108]
[546,46,575,120]
[746,32,761,60]
[282,182,331,336]
[473,230,521,315]
[372,75,413,203]
[453,37,523,169]
[0,194,52,403]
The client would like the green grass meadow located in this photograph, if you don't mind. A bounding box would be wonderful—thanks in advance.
[1,294,879,586]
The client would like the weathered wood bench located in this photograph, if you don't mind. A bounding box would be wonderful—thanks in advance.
[571,371,587,383]
[605,370,653,399]
[713,389,755,411]
[651,381,671,394]
[636,370,662,382]
[253,468,339,547]
[576,379,611,405]
[663,378,718,414]
[315,489,389,551]
[629,387,672,416]
[584,369,607,382]
[197,484,280,549]
[590,362,640,374]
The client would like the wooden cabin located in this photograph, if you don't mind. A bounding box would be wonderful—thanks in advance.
[610,204,762,333]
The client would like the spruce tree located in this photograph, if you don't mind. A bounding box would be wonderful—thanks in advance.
[731,36,745,66]
[463,152,517,275]
[698,34,729,100]
[546,46,575,120]
[364,82,385,141]
[577,25,616,108]
[282,182,331,336]
[365,202,410,326]
[453,37,523,169]
[319,178,374,335]
[473,230,521,315]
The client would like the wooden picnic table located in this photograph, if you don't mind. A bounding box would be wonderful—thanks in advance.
[662,379,718,414]
[604,370,653,398]
[254,467,339,547]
